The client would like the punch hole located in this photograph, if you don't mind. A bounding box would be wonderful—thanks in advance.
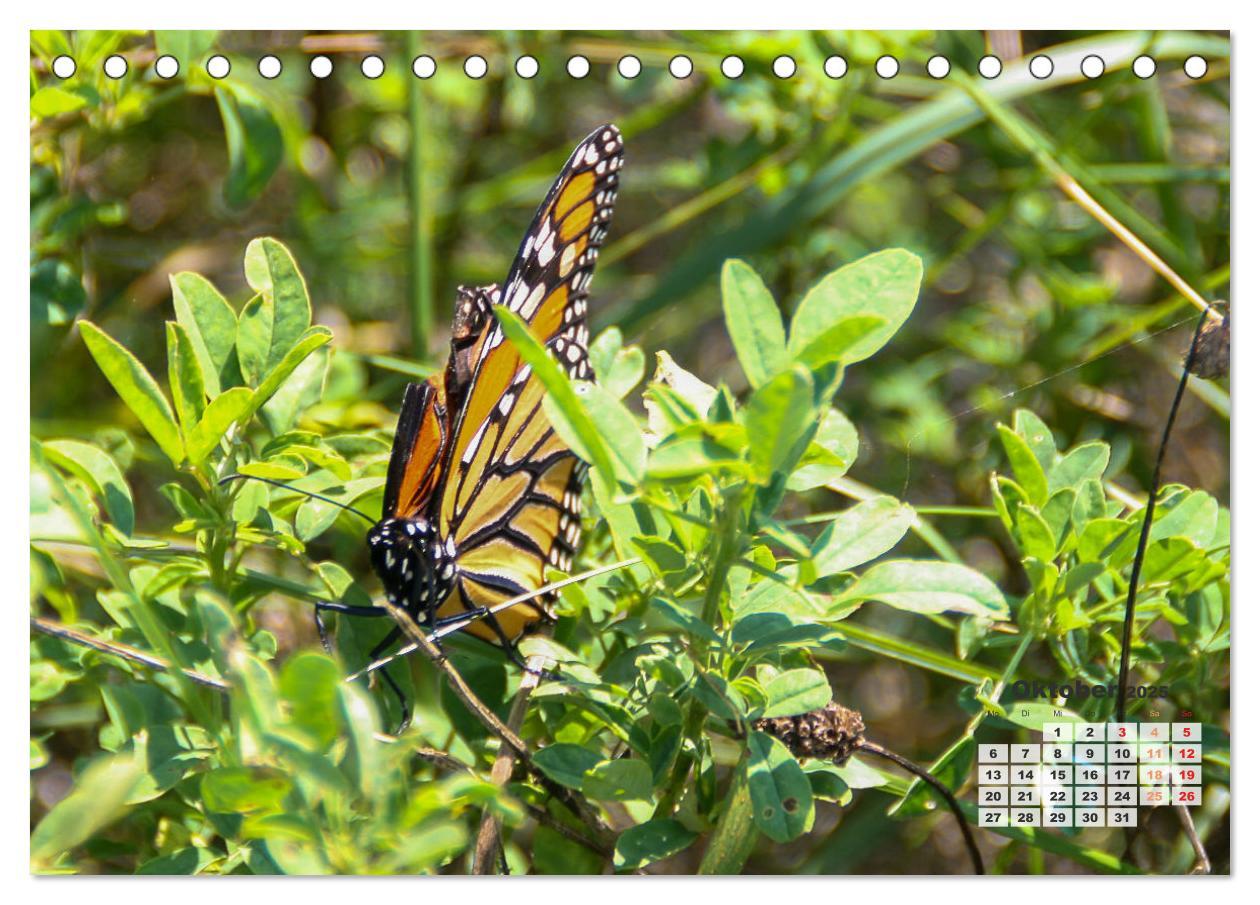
[412,55,436,79]
[515,55,539,79]
[823,56,847,79]
[463,55,487,79]
[1081,55,1105,79]
[361,55,385,79]
[206,55,230,79]
[103,54,128,79]
[567,55,590,79]
[1132,55,1156,79]
[875,55,899,79]
[721,55,744,79]
[51,55,76,79]
[154,55,179,79]
[927,55,950,79]
[617,55,641,78]
[669,55,693,78]
[258,55,282,79]
[1184,56,1208,79]
[772,55,796,79]
[978,55,1002,79]
[310,56,333,79]
[1029,55,1053,79]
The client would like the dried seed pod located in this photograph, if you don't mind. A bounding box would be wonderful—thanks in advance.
[753,702,866,765]
[1188,308,1229,380]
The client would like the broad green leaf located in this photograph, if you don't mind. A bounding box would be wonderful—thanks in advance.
[810,496,914,575]
[791,314,886,370]
[997,424,1048,506]
[762,668,831,718]
[614,819,696,872]
[649,596,721,643]
[533,744,604,790]
[1077,518,1130,563]
[788,407,858,491]
[262,345,329,435]
[201,766,291,814]
[79,321,184,466]
[582,759,654,802]
[238,459,306,481]
[646,351,718,438]
[787,249,922,365]
[43,439,134,536]
[1014,503,1055,562]
[745,365,814,481]
[215,84,284,207]
[732,612,844,654]
[185,387,253,465]
[242,326,333,423]
[647,431,747,480]
[805,764,852,804]
[1048,441,1110,493]
[278,652,342,748]
[236,294,272,387]
[721,259,787,387]
[589,327,644,399]
[745,731,814,843]
[30,86,88,118]
[30,751,145,870]
[889,736,975,818]
[293,478,381,541]
[571,382,646,482]
[244,238,313,371]
[166,322,207,432]
[170,272,237,396]
[1073,479,1107,530]
[835,560,1009,619]
[1013,408,1057,471]
[1150,490,1219,549]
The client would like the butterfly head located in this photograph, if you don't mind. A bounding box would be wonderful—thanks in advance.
[365,517,457,610]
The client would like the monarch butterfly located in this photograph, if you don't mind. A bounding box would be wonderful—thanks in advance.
[317,124,623,709]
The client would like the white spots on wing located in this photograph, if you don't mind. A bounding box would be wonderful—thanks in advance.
[405,522,416,535]
[584,144,599,165]
[508,278,528,311]
[462,417,490,464]
[445,537,456,558]
[520,280,546,318]
[442,563,455,579]
[498,391,515,416]
[559,242,577,278]
[565,344,581,363]
[536,231,556,267]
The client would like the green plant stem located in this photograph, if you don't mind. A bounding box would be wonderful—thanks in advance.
[697,756,757,874]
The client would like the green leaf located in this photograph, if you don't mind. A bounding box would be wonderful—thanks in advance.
[79,321,184,466]
[836,560,1009,619]
[788,407,858,491]
[1048,441,1110,493]
[262,345,329,435]
[745,365,814,481]
[614,819,697,872]
[1073,479,1107,531]
[201,766,292,814]
[721,259,787,387]
[889,737,975,818]
[185,387,254,465]
[1013,503,1056,562]
[533,744,604,790]
[997,424,1049,506]
[810,496,914,575]
[215,85,284,207]
[582,759,654,802]
[1077,518,1130,563]
[792,314,887,371]
[1013,409,1057,472]
[278,652,342,748]
[154,30,217,68]
[589,327,645,400]
[569,382,646,483]
[745,731,814,843]
[244,237,313,372]
[30,751,145,870]
[43,439,134,536]
[170,272,237,397]
[762,668,832,718]
[166,322,207,432]
[805,764,852,804]
[649,596,721,643]
[30,86,88,118]
[242,327,333,424]
[787,249,921,365]
[236,294,272,387]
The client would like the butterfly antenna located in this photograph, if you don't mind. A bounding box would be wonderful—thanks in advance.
[218,473,377,525]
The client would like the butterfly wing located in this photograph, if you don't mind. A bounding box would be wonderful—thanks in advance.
[436,124,624,641]
[382,379,447,520]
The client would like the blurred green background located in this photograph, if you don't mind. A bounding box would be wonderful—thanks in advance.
[31,29,1229,873]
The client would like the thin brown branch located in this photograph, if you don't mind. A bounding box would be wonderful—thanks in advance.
[1175,804,1211,874]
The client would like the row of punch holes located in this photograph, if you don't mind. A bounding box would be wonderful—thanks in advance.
[51,52,1211,83]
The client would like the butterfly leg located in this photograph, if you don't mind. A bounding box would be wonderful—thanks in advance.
[312,601,389,654]
[366,625,411,733]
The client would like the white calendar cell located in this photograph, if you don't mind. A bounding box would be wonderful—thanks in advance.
[1172,722,1201,742]
[1107,743,1138,763]
[1075,723,1105,742]
[1041,784,1072,808]
[979,808,1009,828]
[1075,765,1105,785]
[1043,743,1073,763]
[1173,765,1201,785]
[1107,722,1137,742]
[1140,723,1170,742]
[979,786,1008,806]
[1042,807,1072,827]
[979,744,1008,763]
[1010,743,1040,764]
[1172,744,1201,764]
[1107,785,1138,806]
[1074,785,1104,806]
[1009,765,1039,785]
[1043,723,1073,742]
[1041,765,1071,785]
[1074,807,1105,827]
[1140,765,1171,786]
[1107,808,1138,827]
[1139,743,1170,763]
[1107,765,1137,785]
[1010,786,1039,806]
[1173,786,1201,807]
[1141,785,1169,807]
[1011,807,1040,827]
[1074,743,1103,763]
[979,765,1008,784]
